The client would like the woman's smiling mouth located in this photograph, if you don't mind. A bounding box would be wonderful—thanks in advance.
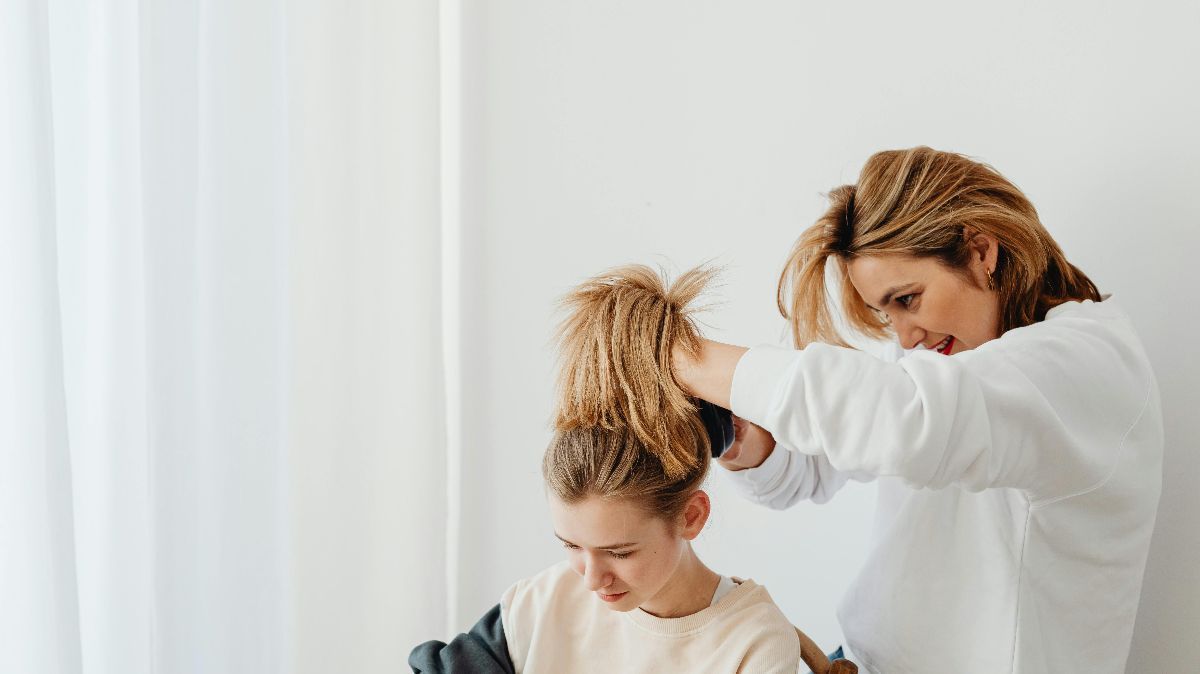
[933,335,956,355]
[598,591,629,603]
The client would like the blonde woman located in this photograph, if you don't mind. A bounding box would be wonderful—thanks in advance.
[410,267,855,673]
[674,147,1163,673]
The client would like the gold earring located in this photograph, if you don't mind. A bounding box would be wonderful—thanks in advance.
[986,268,995,291]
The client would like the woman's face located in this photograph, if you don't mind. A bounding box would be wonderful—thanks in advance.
[547,494,700,613]
[846,234,1001,354]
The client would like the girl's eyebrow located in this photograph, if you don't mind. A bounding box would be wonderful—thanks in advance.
[554,532,637,550]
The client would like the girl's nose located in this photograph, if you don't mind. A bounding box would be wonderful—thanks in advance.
[582,559,613,591]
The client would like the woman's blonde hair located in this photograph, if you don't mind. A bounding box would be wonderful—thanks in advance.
[778,146,1101,348]
[544,265,714,520]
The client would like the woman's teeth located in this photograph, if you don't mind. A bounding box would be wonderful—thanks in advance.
[935,336,955,354]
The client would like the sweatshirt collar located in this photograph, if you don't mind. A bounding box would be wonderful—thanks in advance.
[624,577,759,636]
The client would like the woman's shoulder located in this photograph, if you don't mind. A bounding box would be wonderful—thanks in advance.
[1013,294,1130,338]
[990,295,1152,377]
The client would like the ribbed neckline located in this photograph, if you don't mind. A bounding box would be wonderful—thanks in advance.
[624,577,759,636]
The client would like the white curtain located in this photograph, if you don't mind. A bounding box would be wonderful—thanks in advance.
[1,1,447,672]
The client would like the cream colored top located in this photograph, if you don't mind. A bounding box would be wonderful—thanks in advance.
[501,562,800,673]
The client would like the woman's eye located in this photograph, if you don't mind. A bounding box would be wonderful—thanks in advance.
[562,543,580,551]
[897,293,918,308]
[609,551,632,559]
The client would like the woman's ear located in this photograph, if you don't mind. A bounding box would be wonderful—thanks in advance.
[679,490,711,541]
[962,227,1000,285]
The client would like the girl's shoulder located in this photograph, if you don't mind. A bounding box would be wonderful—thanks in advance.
[501,561,581,613]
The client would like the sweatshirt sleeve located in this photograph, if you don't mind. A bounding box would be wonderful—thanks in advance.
[728,321,1153,498]
[722,439,874,509]
[408,604,515,674]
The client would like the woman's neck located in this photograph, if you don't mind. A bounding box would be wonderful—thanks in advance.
[638,544,721,619]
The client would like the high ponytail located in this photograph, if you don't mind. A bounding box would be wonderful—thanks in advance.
[553,264,715,481]
[544,264,715,518]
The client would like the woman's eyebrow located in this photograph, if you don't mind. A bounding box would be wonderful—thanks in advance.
[869,283,918,311]
[553,532,637,550]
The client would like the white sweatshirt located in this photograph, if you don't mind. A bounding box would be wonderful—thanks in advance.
[724,297,1162,674]
[501,562,800,673]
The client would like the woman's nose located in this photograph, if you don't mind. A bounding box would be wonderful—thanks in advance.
[894,317,926,350]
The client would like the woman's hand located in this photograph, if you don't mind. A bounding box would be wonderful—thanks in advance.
[717,414,777,471]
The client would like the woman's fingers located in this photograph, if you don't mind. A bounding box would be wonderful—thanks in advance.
[718,441,743,466]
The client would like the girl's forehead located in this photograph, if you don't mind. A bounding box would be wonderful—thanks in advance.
[548,495,666,544]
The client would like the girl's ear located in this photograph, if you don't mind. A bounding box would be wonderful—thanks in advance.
[679,490,711,541]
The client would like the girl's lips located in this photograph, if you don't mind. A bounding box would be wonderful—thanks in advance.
[598,591,628,603]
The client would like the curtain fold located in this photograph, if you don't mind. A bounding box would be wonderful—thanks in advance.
[1,1,447,672]
[1,2,83,673]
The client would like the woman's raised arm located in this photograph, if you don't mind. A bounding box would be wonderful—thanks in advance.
[672,338,748,410]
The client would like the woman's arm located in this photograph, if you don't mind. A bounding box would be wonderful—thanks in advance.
[675,341,780,470]
[729,330,1149,497]
[717,413,778,471]
[724,438,873,508]
[672,338,748,411]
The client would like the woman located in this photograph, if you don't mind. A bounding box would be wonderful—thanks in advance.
[674,147,1163,673]
[410,267,854,673]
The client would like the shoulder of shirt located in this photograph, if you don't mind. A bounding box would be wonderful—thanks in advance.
[982,295,1137,354]
[724,584,802,672]
[877,295,1133,363]
[713,581,801,651]
[501,561,581,617]
[500,562,582,672]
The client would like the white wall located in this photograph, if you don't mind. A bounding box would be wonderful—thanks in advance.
[451,1,1200,669]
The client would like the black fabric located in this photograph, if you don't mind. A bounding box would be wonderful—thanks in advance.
[409,603,515,674]
[697,399,735,458]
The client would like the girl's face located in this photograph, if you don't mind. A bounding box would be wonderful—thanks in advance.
[547,493,703,613]
[846,233,1001,354]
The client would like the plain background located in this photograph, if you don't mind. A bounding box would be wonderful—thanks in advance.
[446,1,1199,669]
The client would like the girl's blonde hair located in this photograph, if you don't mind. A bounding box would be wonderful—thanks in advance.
[544,265,714,520]
[778,146,1101,348]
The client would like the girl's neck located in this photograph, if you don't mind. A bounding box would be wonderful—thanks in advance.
[638,544,720,619]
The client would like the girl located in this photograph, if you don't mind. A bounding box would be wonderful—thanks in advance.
[410,266,854,673]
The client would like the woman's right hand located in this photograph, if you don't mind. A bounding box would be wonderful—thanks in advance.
[717,414,777,471]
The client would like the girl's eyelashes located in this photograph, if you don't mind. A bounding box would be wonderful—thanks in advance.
[897,293,919,308]
[560,541,633,559]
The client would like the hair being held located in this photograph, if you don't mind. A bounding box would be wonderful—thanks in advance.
[544,264,717,520]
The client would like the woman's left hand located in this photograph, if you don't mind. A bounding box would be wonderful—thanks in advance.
[717,414,777,471]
